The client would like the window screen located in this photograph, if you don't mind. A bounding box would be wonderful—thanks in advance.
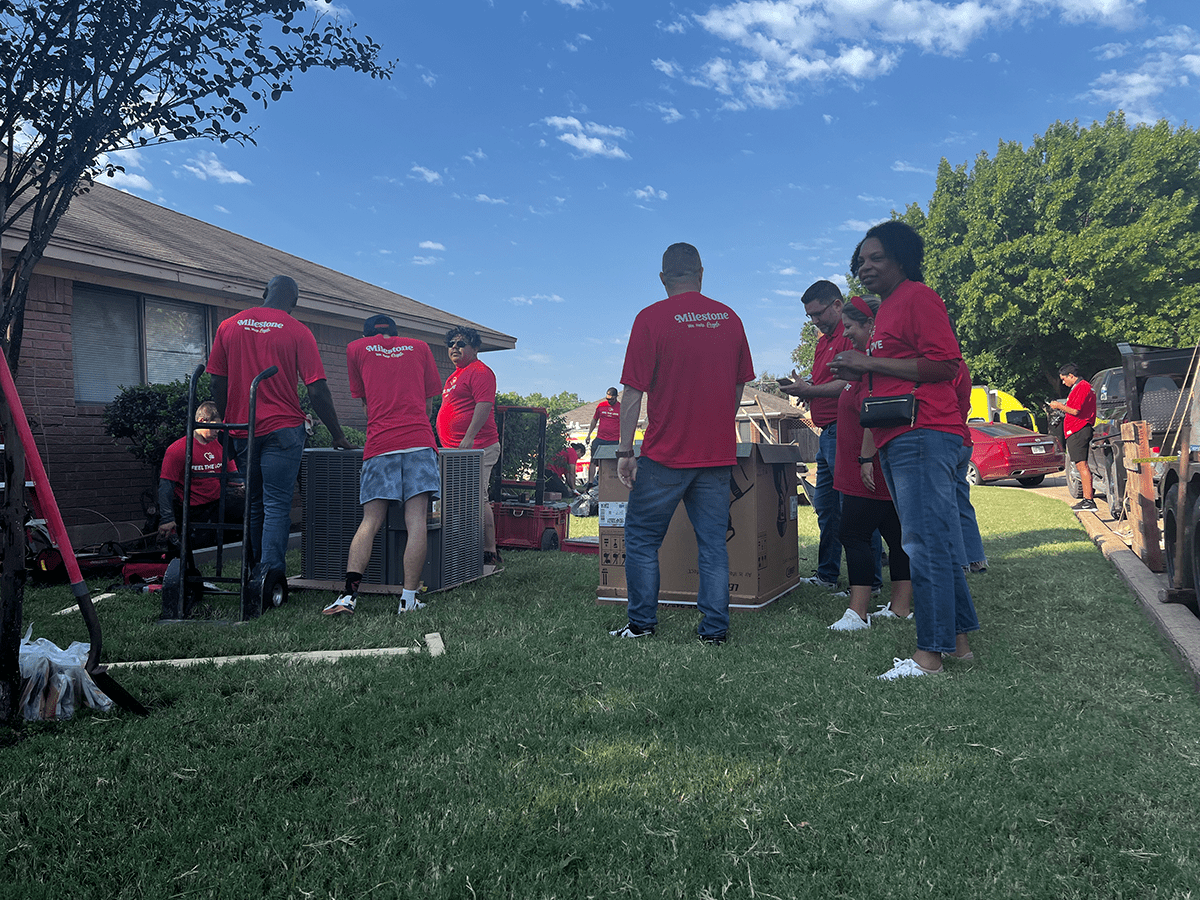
[145,299,207,385]
[72,288,141,403]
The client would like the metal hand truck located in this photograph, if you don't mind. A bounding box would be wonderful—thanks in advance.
[159,363,288,621]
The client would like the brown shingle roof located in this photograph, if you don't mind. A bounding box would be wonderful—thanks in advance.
[3,181,515,350]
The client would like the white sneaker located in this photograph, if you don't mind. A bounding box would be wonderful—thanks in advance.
[828,608,870,631]
[398,597,427,614]
[873,602,914,621]
[322,594,356,616]
[877,657,944,680]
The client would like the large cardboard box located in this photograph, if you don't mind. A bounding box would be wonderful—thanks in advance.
[596,443,801,610]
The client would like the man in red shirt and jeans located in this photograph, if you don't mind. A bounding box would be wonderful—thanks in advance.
[610,243,754,645]
[1050,362,1097,512]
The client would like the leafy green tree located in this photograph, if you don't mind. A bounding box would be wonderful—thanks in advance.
[916,113,1200,406]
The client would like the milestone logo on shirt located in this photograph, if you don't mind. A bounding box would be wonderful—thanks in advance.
[366,344,414,358]
[238,317,285,334]
[202,451,216,463]
[674,310,729,330]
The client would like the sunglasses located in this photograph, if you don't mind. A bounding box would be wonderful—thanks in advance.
[448,340,469,349]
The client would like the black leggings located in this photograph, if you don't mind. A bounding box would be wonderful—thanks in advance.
[838,493,911,586]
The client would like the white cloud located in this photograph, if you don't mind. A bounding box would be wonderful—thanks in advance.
[532,293,566,303]
[214,205,230,214]
[475,193,507,204]
[633,185,668,201]
[841,218,879,233]
[412,256,441,266]
[1094,41,1129,61]
[892,160,936,175]
[419,241,446,250]
[857,194,893,204]
[543,116,632,159]
[774,288,805,296]
[652,58,683,78]
[304,1,351,18]
[985,51,1001,63]
[776,267,801,276]
[508,296,534,305]
[463,148,487,164]
[566,33,593,51]
[660,0,1153,110]
[650,102,685,123]
[555,0,586,7]
[98,170,154,193]
[410,165,442,184]
[1085,25,1200,123]
[182,152,250,184]
[823,113,833,124]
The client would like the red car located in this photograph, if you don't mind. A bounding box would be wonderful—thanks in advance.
[967,422,1065,487]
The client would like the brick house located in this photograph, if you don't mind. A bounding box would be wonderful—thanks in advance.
[2,183,514,528]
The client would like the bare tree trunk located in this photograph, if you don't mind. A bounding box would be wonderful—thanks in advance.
[0,398,25,734]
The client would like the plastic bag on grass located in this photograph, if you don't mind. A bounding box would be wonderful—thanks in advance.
[18,625,114,720]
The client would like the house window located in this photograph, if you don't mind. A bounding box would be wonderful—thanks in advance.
[72,285,209,403]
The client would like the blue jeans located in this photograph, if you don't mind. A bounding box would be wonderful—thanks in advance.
[815,424,882,588]
[624,458,731,639]
[880,429,980,654]
[956,443,986,566]
[233,424,306,573]
[813,425,842,583]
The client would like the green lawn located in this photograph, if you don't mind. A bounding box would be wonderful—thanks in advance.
[5,486,1200,899]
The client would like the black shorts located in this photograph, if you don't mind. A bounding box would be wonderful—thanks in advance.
[1065,427,1093,464]
[591,437,619,455]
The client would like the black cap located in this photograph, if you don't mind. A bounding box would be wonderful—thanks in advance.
[363,314,398,337]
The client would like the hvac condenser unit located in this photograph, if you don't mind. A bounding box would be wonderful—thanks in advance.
[301,448,483,591]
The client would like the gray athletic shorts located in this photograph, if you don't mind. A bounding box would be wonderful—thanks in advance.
[359,448,440,505]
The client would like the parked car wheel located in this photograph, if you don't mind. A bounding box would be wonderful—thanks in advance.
[1067,463,1082,498]
[965,462,981,486]
[1016,474,1046,487]
[1164,484,1194,590]
[1105,452,1127,521]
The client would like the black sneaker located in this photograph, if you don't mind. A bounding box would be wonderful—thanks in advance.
[609,622,654,638]
[1072,499,1098,511]
[698,632,727,646]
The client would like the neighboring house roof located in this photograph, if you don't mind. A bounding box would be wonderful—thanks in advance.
[737,386,803,420]
[2,182,515,350]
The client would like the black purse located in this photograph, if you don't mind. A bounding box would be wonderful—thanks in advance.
[860,372,920,428]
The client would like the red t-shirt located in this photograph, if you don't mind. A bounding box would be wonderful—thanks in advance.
[207,306,327,438]
[347,335,441,460]
[593,400,621,440]
[1064,378,1097,437]
[620,291,755,468]
[834,380,891,501]
[549,445,579,479]
[810,323,853,427]
[160,435,235,505]
[864,281,963,449]
[436,358,500,449]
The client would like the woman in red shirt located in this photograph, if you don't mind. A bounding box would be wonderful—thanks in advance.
[827,296,912,632]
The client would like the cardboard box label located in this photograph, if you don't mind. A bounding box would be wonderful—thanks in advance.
[599,501,627,528]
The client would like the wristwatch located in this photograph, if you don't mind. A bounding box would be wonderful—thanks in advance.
[615,449,635,459]
[857,456,873,464]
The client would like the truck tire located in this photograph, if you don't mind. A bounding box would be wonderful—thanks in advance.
[1106,452,1126,521]
[1164,484,1193,589]
[1067,463,1082,499]
[1188,496,1200,597]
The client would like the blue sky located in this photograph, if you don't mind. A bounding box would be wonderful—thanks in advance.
[100,0,1199,402]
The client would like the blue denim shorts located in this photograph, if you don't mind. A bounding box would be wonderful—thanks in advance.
[359,448,440,504]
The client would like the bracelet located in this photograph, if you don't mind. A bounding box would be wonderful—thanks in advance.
[614,449,634,459]
[857,456,873,464]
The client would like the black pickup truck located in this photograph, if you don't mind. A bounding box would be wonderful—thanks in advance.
[1065,343,1192,521]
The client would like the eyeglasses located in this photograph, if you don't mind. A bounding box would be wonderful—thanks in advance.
[448,340,469,349]
[805,301,835,319]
